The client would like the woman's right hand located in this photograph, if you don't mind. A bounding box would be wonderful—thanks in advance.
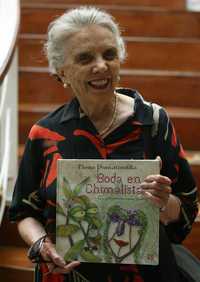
[40,237,80,274]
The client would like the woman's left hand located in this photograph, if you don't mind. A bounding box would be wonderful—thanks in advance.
[141,174,172,210]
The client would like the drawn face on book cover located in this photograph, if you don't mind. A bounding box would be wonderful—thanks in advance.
[106,206,145,261]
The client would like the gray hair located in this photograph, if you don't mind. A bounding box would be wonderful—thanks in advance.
[44,6,126,74]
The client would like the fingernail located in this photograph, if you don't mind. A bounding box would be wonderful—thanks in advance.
[144,191,152,198]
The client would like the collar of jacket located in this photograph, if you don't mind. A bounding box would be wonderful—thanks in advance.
[59,88,155,126]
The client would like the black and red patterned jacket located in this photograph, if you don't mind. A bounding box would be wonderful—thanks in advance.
[9,88,198,282]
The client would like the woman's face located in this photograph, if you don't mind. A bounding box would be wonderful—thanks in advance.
[60,25,121,104]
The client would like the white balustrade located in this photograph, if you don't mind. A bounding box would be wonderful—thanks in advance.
[0,0,19,224]
[0,108,11,224]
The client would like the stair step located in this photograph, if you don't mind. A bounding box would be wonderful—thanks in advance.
[165,107,200,118]
[186,150,200,165]
[20,6,200,38]
[0,268,33,282]
[19,36,200,72]
[0,208,27,247]
[21,0,185,10]
[171,115,200,150]
[0,246,34,282]
[18,103,200,150]
[0,246,33,270]
[19,67,200,109]
[183,222,200,259]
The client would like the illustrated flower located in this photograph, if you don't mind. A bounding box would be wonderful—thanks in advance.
[110,212,121,223]
[126,209,142,226]
[109,207,142,229]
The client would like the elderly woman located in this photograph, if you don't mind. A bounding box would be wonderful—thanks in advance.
[9,6,198,282]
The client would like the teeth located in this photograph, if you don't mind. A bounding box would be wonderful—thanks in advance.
[90,79,108,86]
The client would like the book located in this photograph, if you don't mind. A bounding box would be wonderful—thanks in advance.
[56,159,160,265]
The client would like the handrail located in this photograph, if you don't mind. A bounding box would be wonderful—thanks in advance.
[0,74,8,115]
[0,48,18,205]
[0,0,19,223]
[0,0,20,81]
[0,108,11,224]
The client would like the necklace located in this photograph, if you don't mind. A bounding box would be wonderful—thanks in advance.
[99,94,118,137]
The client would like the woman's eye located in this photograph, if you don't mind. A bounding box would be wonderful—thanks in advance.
[76,53,93,65]
[103,49,118,61]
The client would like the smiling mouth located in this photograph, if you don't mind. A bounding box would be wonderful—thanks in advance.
[88,78,110,89]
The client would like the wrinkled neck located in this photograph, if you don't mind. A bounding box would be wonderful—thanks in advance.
[79,93,116,133]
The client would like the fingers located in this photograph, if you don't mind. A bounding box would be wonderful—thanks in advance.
[40,238,80,275]
[45,261,80,275]
[155,156,162,170]
[48,248,66,268]
[142,188,170,209]
[52,261,80,274]
[45,263,55,274]
[144,174,172,185]
[141,174,172,209]
[41,239,65,268]
[141,181,172,194]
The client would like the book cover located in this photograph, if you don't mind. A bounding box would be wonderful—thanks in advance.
[56,159,160,265]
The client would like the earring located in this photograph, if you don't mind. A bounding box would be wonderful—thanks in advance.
[63,80,70,88]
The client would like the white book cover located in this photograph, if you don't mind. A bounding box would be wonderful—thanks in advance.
[56,159,160,265]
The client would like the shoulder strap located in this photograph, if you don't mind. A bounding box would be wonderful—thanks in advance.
[143,125,154,159]
[142,103,162,159]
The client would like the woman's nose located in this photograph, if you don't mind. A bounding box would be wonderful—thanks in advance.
[92,57,108,74]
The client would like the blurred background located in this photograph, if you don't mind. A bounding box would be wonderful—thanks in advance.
[0,0,200,281]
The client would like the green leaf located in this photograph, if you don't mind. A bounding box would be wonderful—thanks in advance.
[80,250,102,263]
[62,177,73,199]
[86,207,98,215]
[70,206,86,221]
[56,204,66,216]
[89,234,102,246]
[56,224,80,237]
[64,240,85,261]
[73,177,90,196]
[90,217,102,228]
[73,195,91,206]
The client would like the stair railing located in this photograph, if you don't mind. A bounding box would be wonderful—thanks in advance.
[0,105,11,225]
[0,0,20,225]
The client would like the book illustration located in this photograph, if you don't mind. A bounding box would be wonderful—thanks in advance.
[56,159,159,265]
[104,205,147,263]
[56,176,103,263]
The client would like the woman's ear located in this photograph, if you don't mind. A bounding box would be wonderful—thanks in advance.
[56,68,66,83]
[56,68,70,88]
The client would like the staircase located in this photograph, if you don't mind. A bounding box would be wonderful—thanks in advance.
[19,0,200,195]
[0,208,34,281]
[1,0,200,281]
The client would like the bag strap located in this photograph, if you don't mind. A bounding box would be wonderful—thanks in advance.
[142,124,154,159]
[142,103,156,159]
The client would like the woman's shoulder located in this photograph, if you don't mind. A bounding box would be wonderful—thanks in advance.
[27,101,75,140]
[116,87,169,125]
[115,87,171,138]
[115,87,166,112]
